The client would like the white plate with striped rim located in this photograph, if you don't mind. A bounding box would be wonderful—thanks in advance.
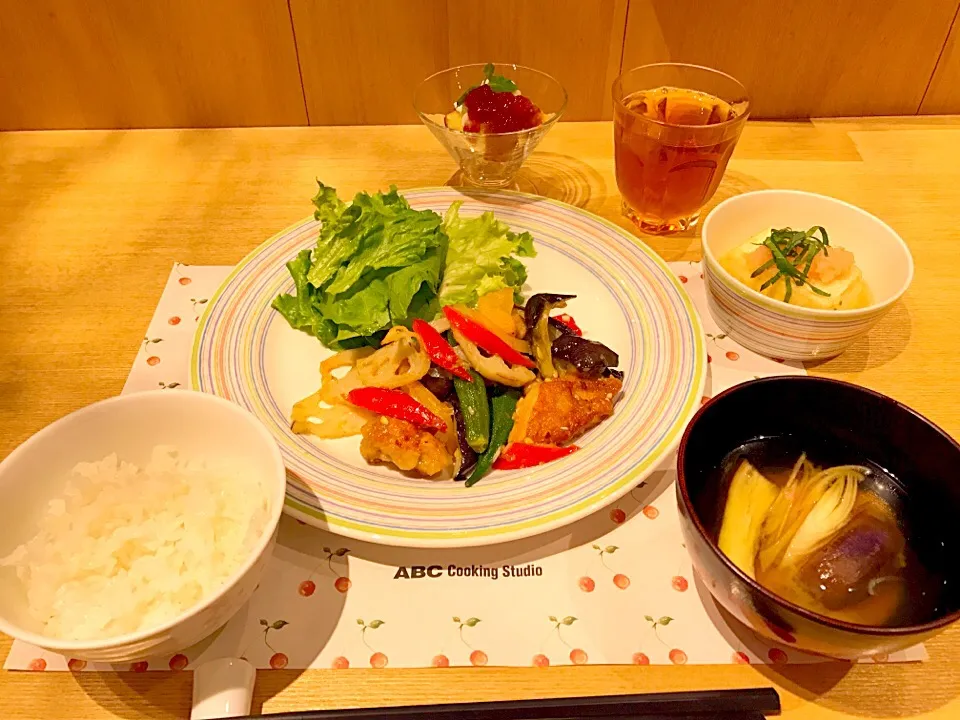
[191,187,706,547]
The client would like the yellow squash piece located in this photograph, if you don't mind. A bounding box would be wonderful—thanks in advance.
[717,460,780,579]
[453,303,531,354]
[476,288,519,337]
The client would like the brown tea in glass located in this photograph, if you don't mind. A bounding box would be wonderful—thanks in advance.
[613,64,750,235]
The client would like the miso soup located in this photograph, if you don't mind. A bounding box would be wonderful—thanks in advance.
[715,437,947,627]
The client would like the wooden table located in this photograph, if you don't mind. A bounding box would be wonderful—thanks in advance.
[1,119,959,718]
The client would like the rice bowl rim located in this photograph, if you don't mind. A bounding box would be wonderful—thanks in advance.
[0,389,287,653]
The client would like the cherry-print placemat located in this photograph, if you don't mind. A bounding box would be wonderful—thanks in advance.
[4,263,926,672]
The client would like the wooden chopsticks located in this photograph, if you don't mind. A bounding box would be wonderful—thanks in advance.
[233,687,780,719]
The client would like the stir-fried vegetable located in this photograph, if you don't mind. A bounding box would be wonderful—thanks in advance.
[449,305,531,354]
[452,399,479,480]
[289,280,622,484]
[524,293,575,378]
[453,368,490,453]
[412,319,472,381]
[290,348,377,438]
[347,387,448,432]
[551,313,582,336]
[404,381,459,458]
[420,367,454,401]
[451,328,536,387]
[493,442,579,470]
[356,326,430,388]
[318,347,373,403]
[443,307,535,368]
[275,186,630,484]
[466,391,519,487]
[475,288,521,338]
[551,335,619,378]
[291,390,374,438]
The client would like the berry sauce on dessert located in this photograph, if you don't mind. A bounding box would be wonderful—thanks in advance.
[444,63,545,133]
[462,84,543,133]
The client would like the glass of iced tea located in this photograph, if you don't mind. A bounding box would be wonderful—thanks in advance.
[613,63,750,235]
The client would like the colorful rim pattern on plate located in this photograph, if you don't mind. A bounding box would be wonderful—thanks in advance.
[191,188,706,547]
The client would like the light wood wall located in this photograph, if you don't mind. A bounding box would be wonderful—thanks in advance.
[623,0,960,118]
[1,0,959,131]
[921,6,960,114]
[288,0,627,125]
[0,0,307,130]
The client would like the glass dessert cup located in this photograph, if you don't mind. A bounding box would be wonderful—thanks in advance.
[415,63,568,189]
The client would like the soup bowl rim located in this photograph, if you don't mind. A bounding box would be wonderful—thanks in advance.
[677,374,960,637]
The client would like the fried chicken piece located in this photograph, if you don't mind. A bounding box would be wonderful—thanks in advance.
[509,375,622,446]
[359,415,452,477]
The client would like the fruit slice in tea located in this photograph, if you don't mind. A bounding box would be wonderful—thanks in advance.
[626,87,739,126]
[613,86,747,232]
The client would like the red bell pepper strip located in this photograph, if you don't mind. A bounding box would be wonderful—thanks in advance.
[412,319,472,382]
[552,313,583,336]
[347,387,447,433]
[442,306,536,369]
[492,442,579,470]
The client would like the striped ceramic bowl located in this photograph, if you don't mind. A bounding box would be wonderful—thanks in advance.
[701,189,913,361]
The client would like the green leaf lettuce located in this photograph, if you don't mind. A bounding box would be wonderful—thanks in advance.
[439,201,536,306]
[272,185,535,349]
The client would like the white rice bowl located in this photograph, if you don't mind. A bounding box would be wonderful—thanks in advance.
[2,447,269,641]
[0,389,286,662]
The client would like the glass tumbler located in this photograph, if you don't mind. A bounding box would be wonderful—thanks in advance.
[613,63,750,235]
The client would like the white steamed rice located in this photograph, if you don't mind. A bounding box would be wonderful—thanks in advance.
[1,446,269,641]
